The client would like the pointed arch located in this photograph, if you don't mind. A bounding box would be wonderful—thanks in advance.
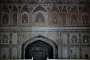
[21,12,29,24]
[25,40,53,59]
[22,35,58,59]
[35,12,45,22]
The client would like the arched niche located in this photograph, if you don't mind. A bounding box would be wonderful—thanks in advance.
[21,12,29,24]
[2,14,9,24]
[32,5,48,25]
[35,12,45,22]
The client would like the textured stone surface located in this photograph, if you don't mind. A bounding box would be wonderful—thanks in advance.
[0,0,90,59]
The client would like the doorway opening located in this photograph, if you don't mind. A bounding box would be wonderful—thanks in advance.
[25,40,53,60]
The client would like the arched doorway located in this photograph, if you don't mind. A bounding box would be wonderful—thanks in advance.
[22,36,58,59]
[25,40,53,60]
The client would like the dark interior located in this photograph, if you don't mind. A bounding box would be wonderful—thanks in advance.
[25,40,53,60]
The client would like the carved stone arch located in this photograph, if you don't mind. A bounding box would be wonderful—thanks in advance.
[2,13,9,24]
[21,12,29,24]
[35,12,45,22]
[71,35,77,43]
[83,35,89,43]
[32,8,48,24]
[33,5,47,13]
[22,35,58,59]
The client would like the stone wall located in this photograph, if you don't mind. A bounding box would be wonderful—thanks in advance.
[0,0,90,59]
